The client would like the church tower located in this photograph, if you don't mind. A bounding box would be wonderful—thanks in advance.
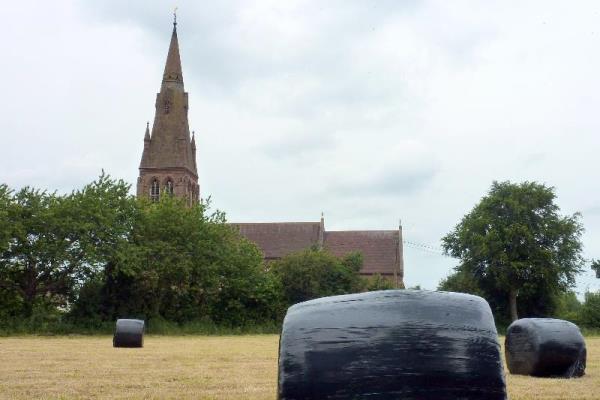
[137,17,199,204]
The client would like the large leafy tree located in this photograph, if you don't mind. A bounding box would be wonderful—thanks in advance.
[442,181,584,322]
[96,196,282,326]
[0,174,136,317]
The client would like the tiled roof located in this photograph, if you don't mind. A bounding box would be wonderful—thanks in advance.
[324,230,400,275]
[233,221,401,277]
[232,222,322,259]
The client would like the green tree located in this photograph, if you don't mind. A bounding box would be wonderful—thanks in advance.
[579,292,600,327]
[438,270,484,297]
[591,259,600,279]
[0,185,11,255]
[555,291,582,324]
[442,181,584,322]
[271,248,363,306]
[94,195,281,326]
[0,174,136,318]
[364,274,396,291]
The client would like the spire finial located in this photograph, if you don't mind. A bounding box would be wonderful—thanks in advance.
[173,7,178,27]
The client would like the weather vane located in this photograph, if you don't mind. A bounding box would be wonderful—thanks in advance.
[173,7,178,26]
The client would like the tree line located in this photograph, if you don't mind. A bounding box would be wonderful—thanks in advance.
[1,176,599,333]
[0,174,393,333]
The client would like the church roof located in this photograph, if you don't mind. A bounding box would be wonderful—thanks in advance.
[233,222,322,259]
[324,230,400,275]
[233,221,401,277]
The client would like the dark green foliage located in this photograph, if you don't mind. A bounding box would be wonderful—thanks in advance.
[438,270,484,297]
[75,195,283,327]
[0,174,136,318]
[271,248,364,306]
[591,259,600,279]
[442,181,585,322]
[341,251,363,273]
[363,274,396,291]
[555,291,583,324]
[580,292,600,327]
[0,175,376,333]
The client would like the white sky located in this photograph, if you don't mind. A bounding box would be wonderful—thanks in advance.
[1,0,598,294]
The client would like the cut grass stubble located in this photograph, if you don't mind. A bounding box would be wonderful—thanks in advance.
[0,336,596,399]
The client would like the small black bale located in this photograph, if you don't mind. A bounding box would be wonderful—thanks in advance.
[505,318,586,378]
[277,290,507,400]
[113,319,145,348]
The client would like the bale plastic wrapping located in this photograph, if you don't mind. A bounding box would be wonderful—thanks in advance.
[505,318,586,378]
[277,290,507,400]
[113,319,145,348]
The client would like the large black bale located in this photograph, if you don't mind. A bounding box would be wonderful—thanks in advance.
[505,318,586,378]
[113,319,145,348]
[278,290,507,400]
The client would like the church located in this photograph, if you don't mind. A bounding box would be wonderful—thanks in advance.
[137,20,405,288]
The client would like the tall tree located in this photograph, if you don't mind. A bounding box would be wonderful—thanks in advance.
[96,195,281,325]
[442,181,584,322]
[0,174,136,317]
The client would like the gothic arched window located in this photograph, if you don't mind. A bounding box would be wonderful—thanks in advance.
[150,179,160,202]
[165,179,174,195]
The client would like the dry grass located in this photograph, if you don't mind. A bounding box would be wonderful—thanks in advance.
[0,335,596,399]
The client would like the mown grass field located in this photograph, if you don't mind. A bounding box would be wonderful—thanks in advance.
[0,335,596,399]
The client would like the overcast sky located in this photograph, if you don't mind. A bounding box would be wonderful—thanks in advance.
[1,0,599,294]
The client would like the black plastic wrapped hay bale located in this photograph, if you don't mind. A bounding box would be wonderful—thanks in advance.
[113,319,145,348]
[505,318,586,378]
[278,290,506,400]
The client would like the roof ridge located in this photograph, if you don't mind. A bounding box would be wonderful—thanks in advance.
[231,221,320,225]
[325,229,399,233]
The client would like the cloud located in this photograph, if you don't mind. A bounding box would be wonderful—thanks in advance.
[331,158,438,198]
[2,0,599,294]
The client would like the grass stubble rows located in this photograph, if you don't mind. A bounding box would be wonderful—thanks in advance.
[0,335,596,399]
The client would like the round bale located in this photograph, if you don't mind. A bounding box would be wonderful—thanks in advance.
[505,318,586,378]
[113,319,145,348]
[278,290,507,400]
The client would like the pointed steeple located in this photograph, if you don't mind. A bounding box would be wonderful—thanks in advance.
[137,16,199,204]
[162,21,183,85]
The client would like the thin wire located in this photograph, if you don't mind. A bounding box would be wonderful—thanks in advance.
[402,239,456,258]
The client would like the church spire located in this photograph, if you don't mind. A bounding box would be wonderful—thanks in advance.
[137,15,199,204]
[162,16,183,85]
